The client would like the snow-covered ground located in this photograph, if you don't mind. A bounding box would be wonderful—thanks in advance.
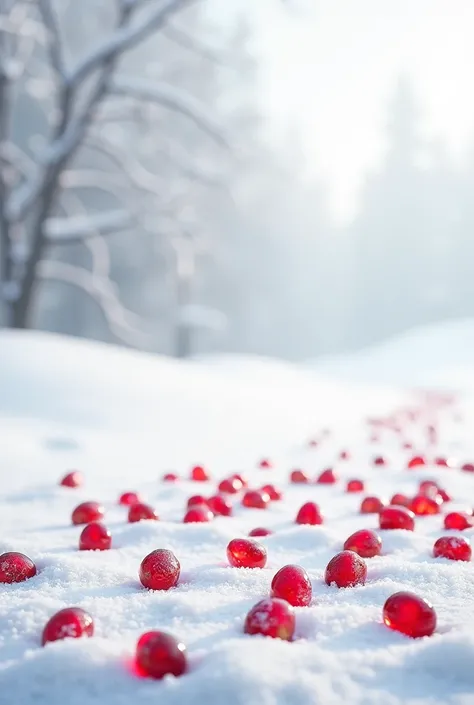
[0,326,473,705]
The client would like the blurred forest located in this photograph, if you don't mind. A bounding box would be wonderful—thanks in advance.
[1,1,474,360]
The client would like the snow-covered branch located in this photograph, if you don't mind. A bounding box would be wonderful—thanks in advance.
[45,209,134,243]
[37,0,65,79]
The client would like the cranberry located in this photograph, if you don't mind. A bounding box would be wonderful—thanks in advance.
[242,490,270,509]
[407,455,426,469]
[325,550,367,588]
[258,458,272,469]
[461,463,474,473]
[433,536,472,561]
[187,494,208,508]
[373,456,386,466]
[244,598,295,640]
[233,473,248,487]
[383,591,436,638]
[343,529,382,558]
[190,465,210,482]
[379,506,415,531]
[42,607,94,645]
[434,457,449,467]
[290,469,309,484]
[207,495,232,516]
[0,552,36,583]
[346,479,364,493]
[183,506,213,523]
[227,538,267,568]
[295,502,323,525]
[249,527,272,537]
[162,472,179,482]
[128,503,159,523]
[218,477,242,494]
[139,549,180,590]
[360,496,385,514]
[119,491,141,506]
[136,631,186,679]
[261,484,282,501]
[60,471,83,488]
[411,494,441,516]
[79,522,111,550]
[444,512,474,531]
[271,564,312,606]
[71,501,105,526]
[390,493,412,508]
[317,468,337,484]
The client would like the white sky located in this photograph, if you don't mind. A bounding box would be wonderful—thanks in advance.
[220,0,474,224]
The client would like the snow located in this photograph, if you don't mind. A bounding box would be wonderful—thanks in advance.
[0,325,474,704]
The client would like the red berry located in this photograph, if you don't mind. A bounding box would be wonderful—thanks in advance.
[390,493,412,508]
[218,477,242,494]
[379,506,415,531]
[383,591,436,638]
[187,494,208,509]
[418,480,439,497]
[249,527,272,537]
[411,494,441,516]
[258,458,272,469]
[79,522,111,550]
[360,496,385,514]
[139,549,180,590]
[244,598,295,640]
[60,471,83,488]
[162,472,179,482]
[325,550,367,588]
[261,484,282,501]
[0,552,36,583]
[407,455,426,469]
[444,512,474,531]
[233,473,248,487]
[242,490,270,509]
[119,491,141,506]
[437,488,451,502]
[42,607,94,646]
[227,538,267,568]
[207,495,232,516]
[190,465,210,482]
[433,536,471,561]
[128,503,159,523]
[71,501,105,526]
[290,469,309,484]
[343,529,382,558]
[317,468,337,484]
[295,501,323,525]
[271,564,312,606]
[339,450,350,461]
[434,457,449,467]
[373,456,386,466]
[136,631,186,679]
[346,479,364,493]
[183,506,213,523]
[461,462,474,473]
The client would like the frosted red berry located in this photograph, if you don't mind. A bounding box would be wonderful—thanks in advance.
[119,491,141,506]
[373,455,386,466]
[42,607,94,645]
[190,465,210,482]
[249,527,272,537]
[444,512,474,531]
[295,502,323,525]
[79,522,112,550]
[461,462,474,473]
[437,488,451,502]
[218,477,242,494]
[383,591,436,638]
[324,550,367,588]
[233,473,248,487]
[207,495,232,516]
[258,458,272,469]
[290,469,309,484]
[227,538,267,568]
[411,494,441,516]
[418,480,439,497]
[390,493,412,508]
[162,472,179,482]
[360,496,385,514]
[407,455,426,469]
[128,503,159,523]
[271,564,312,606]
[71,501,105,525]
[244,597,295,640]
[346,479,364,493]
[136,631,186,679]
[261,484,282,501]
[343,529,382,558]
[60,471,83,488]
[187,494,208,509]
[379,505,415,531]
[242,490,270,509]
[0,552,36,583]
[317,468,337,484]
[139,549,180,590]
[183,506,213,523]
[433,536,471,561]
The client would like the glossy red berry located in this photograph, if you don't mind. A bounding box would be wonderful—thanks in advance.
[233,473,248,487]
[317,468,337,484]
[271,564,312,606]
[258,458,272,469]
[218,477,242,494]
[433,536,471,561]
[343,529,382,558]
[346,479,364,493]
[373,455,386,466]
[434,457,449,467]
[60,471,83,488]
[128,503,159,523]
[139,549,180,590]
[411,494,441,516]
[360,496,385,514]
[183,506,213,523]
[244,598,295,640]
[325,550,367,588]
[290,469,309,484]
[162,472,179,482]
[242,490,270,509]
[42,607,94,645]
[383,591,436,638]
[136,631,186,679]
[227,538,267,568]
[407,455,426,469]
[249,527,272,537]
[390,493,412,508]
[437,488,451,502]
[295,502,323,525]
[461,462,474,473]
[261,484,282,501]
[444,512,474,531]
[379,506,415,531]
[79,522,111,550]
[207,495,232,516]
[71,501,105,526]
[190,465,210,482]
[0,552,36,583]
[119,491,141,506]
[418,480,439,497]
[187,494,208,509]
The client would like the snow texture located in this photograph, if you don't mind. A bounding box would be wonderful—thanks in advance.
[0,326,473,705]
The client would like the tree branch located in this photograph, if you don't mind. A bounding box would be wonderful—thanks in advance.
[45,209,134,243]
[37,0,65,79]
[164,23,235,67]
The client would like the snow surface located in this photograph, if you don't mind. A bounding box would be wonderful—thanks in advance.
[0,327,474,705]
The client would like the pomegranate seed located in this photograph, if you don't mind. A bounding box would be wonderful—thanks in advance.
[0,552,36,583]
[233,473,248,487]
[187,494,208,509]
[346,479,364,493]
[258,459,272,469]
[139,549,180,590]
[271,564,312,606]
[383,591,436,638]
[343,529,382,558]
[317,468,337,484]
[71,501,105,526]
[379,506,415,531]
[434,457,449,467]
[183,506,213,523]
[290,469,309,484]
[128,503,159,523]
[79,522,111,550]
[190,465,210,482]
[60,471,83,488]
[433,536,472,561]
[407,455,426,469]
[261,484,282,501]
[360,496,385,514]
[461,463,474,473]
[119,492,141,506]
[227,538,267,568]
[42,607,94,645]
[162,472,179,482]
[373,456,386,466]
[218,477,242,494]
[244,598,295,640]
[325,550,367,588]
[249,527,272,537]
[411,494,441,516]
[207,495,232,516]
[242,490,270,509]
[295,502,323,525]
[136,631,186,679]
[444,512,474,531]
[390,493,412,508]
